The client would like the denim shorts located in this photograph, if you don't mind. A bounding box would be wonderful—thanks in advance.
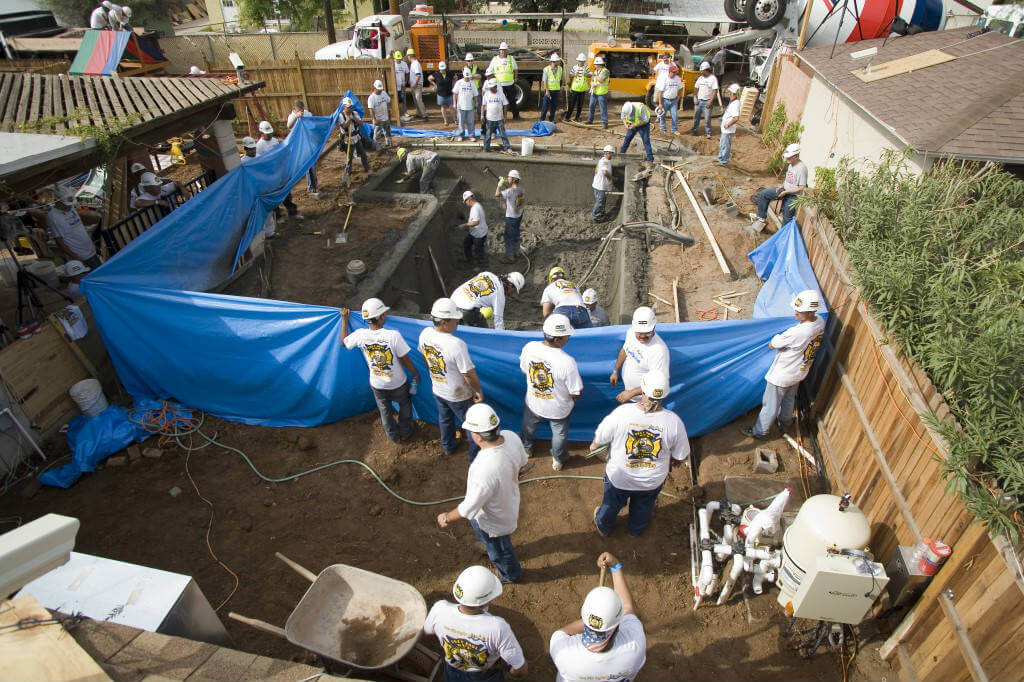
[438,95,453,106]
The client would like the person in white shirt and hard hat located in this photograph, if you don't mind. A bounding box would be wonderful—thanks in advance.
[107,3,131,30]
[609,306,670,403]
[690,61,719,139]
[549,552,646,681]
[89,3,111,29]
[481,79,511,153]
[586,55,611,128]
[254,121,302,222]
[494,169,524,264]
[437,403,531,583]
[423,565,528,680]
[340,298,421,443]
[408,48,428,120]
[130,172,185,211]
[61,260,91,300]
[396,147,440,194]
[366,80,393,149]
[418,297,486,460]
[338,97,371,175]
[47,187,102,270]
[240,137,277,237]
[519,313,584,471]
[541,265,591,330]
[749,143,807,231]
[655,64,684,134]
[742,289,825,440]
[458,190,490,267]
[582,288,610,327]
[591,370,689,537]
[240,137,258,162]
[539,53,563,123]
[564,53,591,123]
[394,51,410,120]
[591,145,615,221]
[450,271,525,331]
[488,42,520,121]
[286,100,318,196]
[453,67,480,141]
[619,102,654,164]
[718,83,742,167]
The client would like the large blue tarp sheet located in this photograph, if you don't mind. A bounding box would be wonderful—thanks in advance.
[390,121,556,138]
[83,98,825,440]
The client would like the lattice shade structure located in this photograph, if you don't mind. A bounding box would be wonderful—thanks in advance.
[604,0,731,22]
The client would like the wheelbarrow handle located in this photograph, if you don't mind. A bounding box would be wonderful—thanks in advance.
[275,551,318,583]
[227,612,288,639]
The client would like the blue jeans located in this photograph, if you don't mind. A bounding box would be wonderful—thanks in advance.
[753,381,798,437]
[540,90,560,122]
[592,188,607,218]
[457,108,476,138]
[371,383,413,442]
[595,475,662,536]
[718,131,734,166]
[470,519,521,582]
[660,97,679,132]
[444,664,504,682]
[554,304,592,329]
[504,215,522,258]
[436,395,480,461]
[620,123,653,162]
[306,164,318,192]
[520,405,570,463]
[756,187,798,224]
[587,93,608,125]
[691,98,712,135]
[419,157,440,193]
[483,120,510,151]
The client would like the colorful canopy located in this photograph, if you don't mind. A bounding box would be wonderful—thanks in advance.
[69,29,166,77]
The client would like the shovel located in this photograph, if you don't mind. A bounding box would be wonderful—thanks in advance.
[335,202,354,244]
[342,134,353,189]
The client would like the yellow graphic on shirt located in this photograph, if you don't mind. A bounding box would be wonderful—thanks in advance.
[625,428,662,469]
[364,342,394,376]
[553,279,578,294]
[442,635,489,670]
[800,333,823,372]
[528,360,554,399]
[423,344,447,382]
[467,275,495,298]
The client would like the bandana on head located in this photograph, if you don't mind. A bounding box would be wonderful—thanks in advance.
[582,625,615,652]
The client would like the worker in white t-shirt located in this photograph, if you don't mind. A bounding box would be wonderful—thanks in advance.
[366,79,393,148]
[286,100,319,196]
[129,172,184,211]
[418,297,485,460]
[750,143,808,231]
[583,288,610,327]
[591,370,689,536]
[609,306,670,403]
[494,169,524,264]
[408,48,427,120]
[481,79,511,153]
[550,552,646,681]
[592,145,614,221]
[743,289,825,440]
[718,83,742,167]
[396,147,440,194]
[459,190,489,267]
[239,137,277,237]
[393,51,410,120]
[437,403,531,583]
[450,270,525,330]
[541,265,591,329]
[89,4,111,29]
[423,566,528,679]
[690,61,719,139]
[255,120,302,221]
[654,64,683,134]
[107,3,131,30]
[340,298,421,443]
[519,313,584,471]
[47,187,102,270]
[453,67,479,141]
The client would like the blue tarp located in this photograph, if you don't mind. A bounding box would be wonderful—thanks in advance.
[38,405,150,488]
[82,97,825,441]
[390,121,556,138]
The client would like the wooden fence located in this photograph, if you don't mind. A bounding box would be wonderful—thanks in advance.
[229,58,399,123]
[799,207,1024,682]
[0,59,70,74]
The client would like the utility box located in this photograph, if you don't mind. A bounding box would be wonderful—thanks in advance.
[885,544,931,608]
[791,553,889,624]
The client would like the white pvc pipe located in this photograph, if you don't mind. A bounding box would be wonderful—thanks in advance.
[717,554,746,605]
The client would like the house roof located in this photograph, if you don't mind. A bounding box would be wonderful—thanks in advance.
[797,27,1024,164]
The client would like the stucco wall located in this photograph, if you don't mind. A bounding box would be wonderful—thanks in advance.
[776,57,812,123]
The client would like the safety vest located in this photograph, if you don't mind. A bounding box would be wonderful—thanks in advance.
[625,103,650,126]
[493,56,515,84]
[592,68,610,96]
[544,65,563,91]
[570,66,589,92]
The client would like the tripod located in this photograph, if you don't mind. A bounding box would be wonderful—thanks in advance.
[2,239,72,329]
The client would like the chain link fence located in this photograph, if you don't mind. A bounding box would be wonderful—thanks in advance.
[160,32,332,73]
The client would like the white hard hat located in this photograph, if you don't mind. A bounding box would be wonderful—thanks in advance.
[462,190,474,201]
[373,79,384,89]
[640,370,670,400]
[631,306,657,333]
[549,53,560,61]
[439,61,447,69]
[486,78,497,88]
[728,82,741,94]
[465,52,474,60]
[54,186,76,203]
[505,271,524,293]
[791,289,821,313]
[543,313,573,337]
[602,144,614,153]
[582,288,598,305]
[700,61,711,70]
[139,171,161,186]
[463,67,472,77]
[64,260,90,276]
[242,136,257,148]
[122,5,131,16]
[361,297,390,319]
[498,42,509,50]
[507,169,520,180]
[430,297,463,320]
[130,162,146,173]
[453,565,503,607]
[581,586,624,633]
[576,52,586,61]
[783,143,801,158]
[189,65,205,75]
[258,120,274,134]
[462,402,500,432]
[594,56,605,65]
[342,96,354,107]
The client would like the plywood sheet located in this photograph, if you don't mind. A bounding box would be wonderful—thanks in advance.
[852,49,955,83]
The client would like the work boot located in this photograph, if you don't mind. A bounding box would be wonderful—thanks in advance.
[741,427,768,441]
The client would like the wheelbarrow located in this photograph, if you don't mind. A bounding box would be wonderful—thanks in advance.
[229,552,441,681]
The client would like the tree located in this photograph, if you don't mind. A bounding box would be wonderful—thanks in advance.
[42,0,172,34]
[508,0,581,29]
[238,0,346,32]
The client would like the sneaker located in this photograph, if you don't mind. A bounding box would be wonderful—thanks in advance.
[706,132,712,139]
[310,192,321,200]
[750,219,767,233]
[551,457,563,471]
[594,506,608,537]
[741,427,768,441]
[748,212,761,222]
[454,136,463,142]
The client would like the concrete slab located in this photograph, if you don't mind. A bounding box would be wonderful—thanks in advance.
[185,647,257,680]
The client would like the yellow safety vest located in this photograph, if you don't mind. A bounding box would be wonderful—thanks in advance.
[494,56,515,84]
[626,103,650,126]
[544,65,563,91]
[570,67,589,92]
[592,68,610,96]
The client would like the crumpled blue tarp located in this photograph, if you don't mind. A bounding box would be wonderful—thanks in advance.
[749,218,825,318]
[389,121,556,138]
[38,405,149,488]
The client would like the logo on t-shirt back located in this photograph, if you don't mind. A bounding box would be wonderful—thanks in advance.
[625,428,662,468]
[442,634,489,670]
[800,333,823,372]
[364,343,394,375]
[423,344,447,382]
[468,275,495,298]
[528,361,554,397]
[554,279,578,294]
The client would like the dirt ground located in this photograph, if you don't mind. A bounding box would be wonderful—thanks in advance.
[3,92,895,681]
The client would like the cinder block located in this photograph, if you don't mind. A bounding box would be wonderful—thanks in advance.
[752,447,779,474]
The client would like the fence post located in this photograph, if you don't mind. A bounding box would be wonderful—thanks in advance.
[206,35,215,65]
[295,53,310,109]
[269,33,278,61]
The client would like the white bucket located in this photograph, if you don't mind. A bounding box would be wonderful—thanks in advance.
[520,137,535,156]
[69,379,108,417]
[25,260,60,289]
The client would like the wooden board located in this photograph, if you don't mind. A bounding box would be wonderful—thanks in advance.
[0,595,110,682]
[852,49,955,83]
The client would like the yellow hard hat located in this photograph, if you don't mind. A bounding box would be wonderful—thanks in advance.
[547,265,565,283]
[406,47,416,56]
[480,306,494,320]
[394,51,403,60]
[396,147,408,160]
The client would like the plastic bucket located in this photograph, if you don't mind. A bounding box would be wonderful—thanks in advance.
[69,379,108,417]
[26,260,60,289]
[520,137,535,156]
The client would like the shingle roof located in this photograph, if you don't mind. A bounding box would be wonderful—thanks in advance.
[797,28,1024,163]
